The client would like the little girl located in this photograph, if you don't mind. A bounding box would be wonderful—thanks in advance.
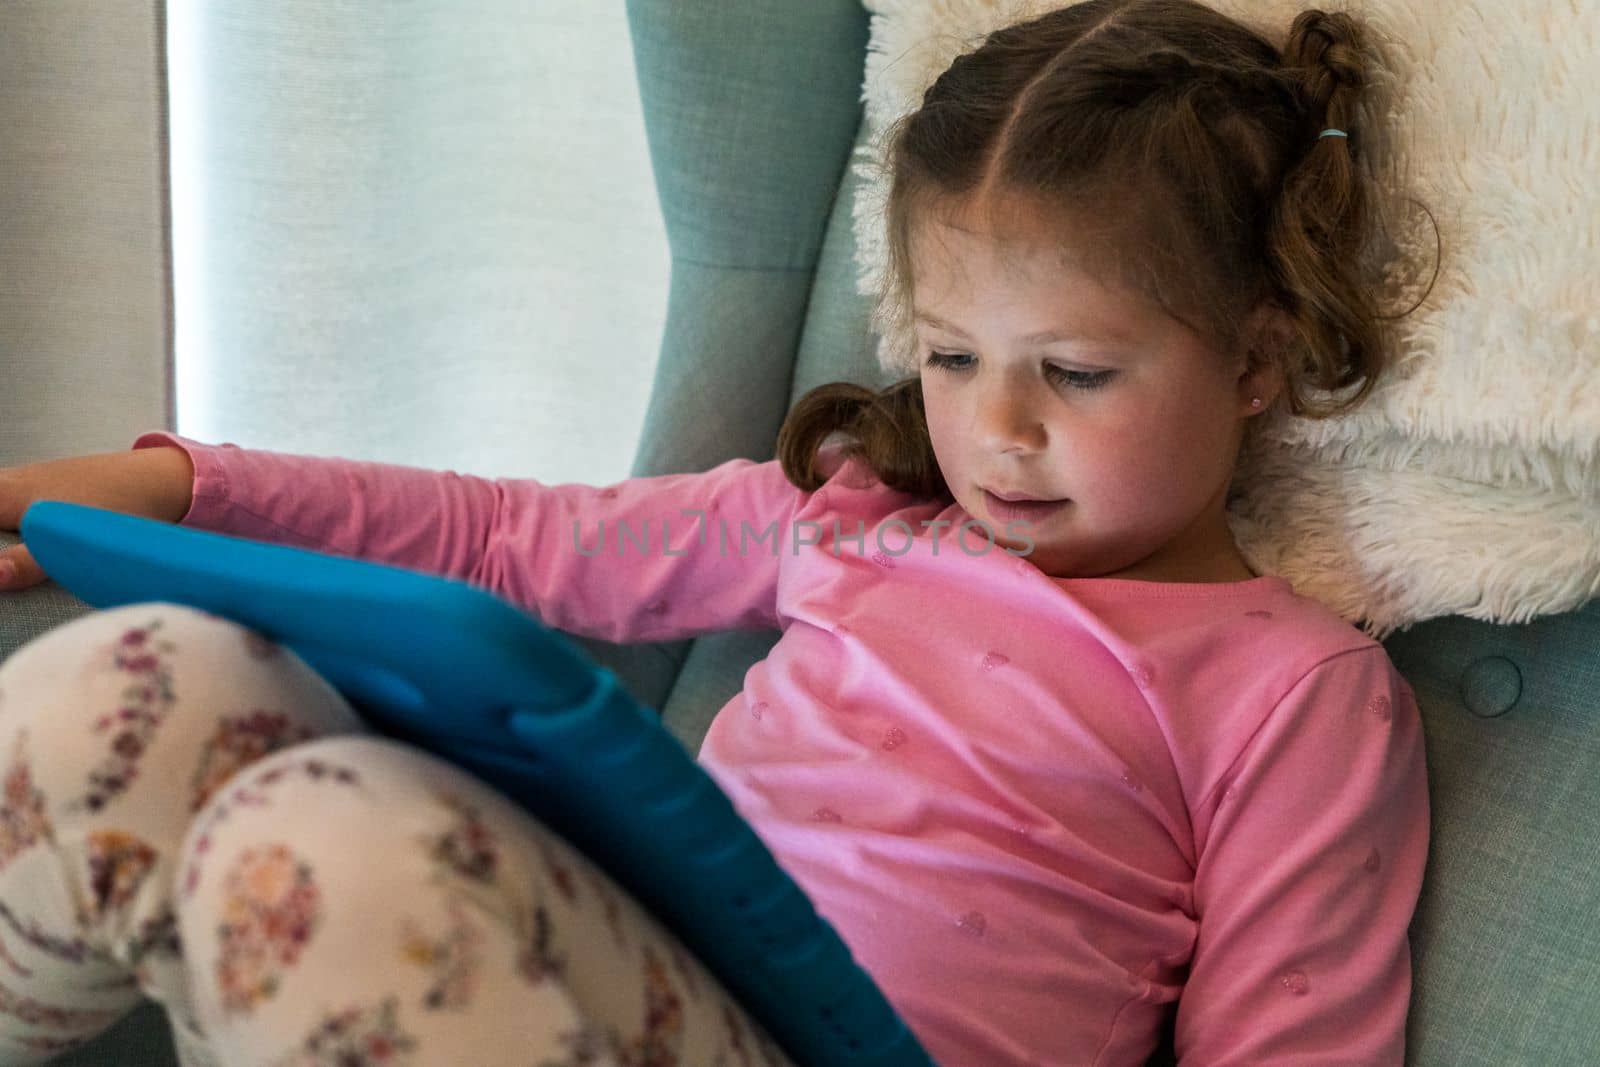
[0,1,1438,1064]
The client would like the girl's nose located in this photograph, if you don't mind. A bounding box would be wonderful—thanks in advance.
[974,383,1048,454]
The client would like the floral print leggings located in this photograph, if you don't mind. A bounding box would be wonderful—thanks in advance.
[0,602,795,1067]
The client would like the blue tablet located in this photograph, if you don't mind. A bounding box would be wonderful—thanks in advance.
[20,500,936,1067]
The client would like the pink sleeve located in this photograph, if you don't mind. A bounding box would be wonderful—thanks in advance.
[130,431,809,644]
[1175,645,1431,1065]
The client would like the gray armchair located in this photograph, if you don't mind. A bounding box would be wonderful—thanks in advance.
[9,1,1597,1064]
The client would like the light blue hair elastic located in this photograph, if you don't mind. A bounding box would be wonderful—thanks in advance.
[1320,128,1348,138]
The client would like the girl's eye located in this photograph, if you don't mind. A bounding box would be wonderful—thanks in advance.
[924,350,1115,392]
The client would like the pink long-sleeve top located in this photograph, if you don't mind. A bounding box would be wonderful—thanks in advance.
[130,430,1431,1067]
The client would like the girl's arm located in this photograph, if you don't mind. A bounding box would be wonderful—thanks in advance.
[1173,644,1430,1064]
[130,431,810,643]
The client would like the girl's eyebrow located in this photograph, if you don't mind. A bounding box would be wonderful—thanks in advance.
[912,309,1130,345]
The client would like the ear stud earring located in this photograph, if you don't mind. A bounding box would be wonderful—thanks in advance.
[1250,397,1263,408]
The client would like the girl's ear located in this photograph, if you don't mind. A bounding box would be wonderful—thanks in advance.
[1236,302,1295,410]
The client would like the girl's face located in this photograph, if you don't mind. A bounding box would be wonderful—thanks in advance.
[913,213,1279,583]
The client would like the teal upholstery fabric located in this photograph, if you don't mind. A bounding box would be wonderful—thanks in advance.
[1385,605,1600,1062]
[625,0,875,482]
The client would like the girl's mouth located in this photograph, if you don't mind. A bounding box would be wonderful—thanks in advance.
[982,490,1070,523]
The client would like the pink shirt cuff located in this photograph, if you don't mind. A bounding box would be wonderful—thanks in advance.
[129,430,237,529]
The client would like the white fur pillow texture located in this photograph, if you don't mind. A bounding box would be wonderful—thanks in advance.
[850,0,1600,638]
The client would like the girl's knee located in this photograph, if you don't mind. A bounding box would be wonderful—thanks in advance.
[0,602,369,819]
[177,735,515,875]
[173,737,551,1042]
[176,735,555,947]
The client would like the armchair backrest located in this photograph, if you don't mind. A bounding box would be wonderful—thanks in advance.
[573,0,887,753]
[612,2,1600,1064]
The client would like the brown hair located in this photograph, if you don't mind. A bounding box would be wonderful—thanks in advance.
[777,0,1439,497]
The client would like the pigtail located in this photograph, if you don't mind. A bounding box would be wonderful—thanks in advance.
[1265,8,1432,418]
[776,378,950,500]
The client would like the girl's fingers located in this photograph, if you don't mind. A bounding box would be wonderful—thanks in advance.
[0,546,43,591]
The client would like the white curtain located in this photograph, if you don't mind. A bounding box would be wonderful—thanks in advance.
[166,0,666,485]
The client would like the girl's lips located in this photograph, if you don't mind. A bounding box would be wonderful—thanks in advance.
[982,490,1069,523]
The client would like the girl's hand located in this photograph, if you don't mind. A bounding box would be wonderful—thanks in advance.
[0,446,195,591]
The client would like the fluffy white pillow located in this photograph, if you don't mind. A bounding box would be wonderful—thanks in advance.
[850,0,1600,638]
